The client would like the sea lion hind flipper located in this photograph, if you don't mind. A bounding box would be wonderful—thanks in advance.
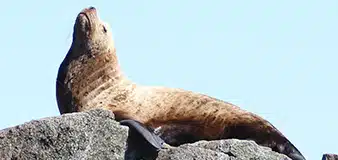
[274,141,306,160]
[267,123,306,160]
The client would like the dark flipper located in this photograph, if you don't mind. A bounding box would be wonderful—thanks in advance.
[120,119,170,160]
[274,140,306,160]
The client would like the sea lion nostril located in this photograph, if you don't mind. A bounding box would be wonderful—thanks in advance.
[81,7,96,14]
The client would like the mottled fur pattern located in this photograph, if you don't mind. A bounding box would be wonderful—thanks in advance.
[56,7,305,160]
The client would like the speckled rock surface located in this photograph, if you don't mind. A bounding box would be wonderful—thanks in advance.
[0,109,127,160]
[157,139,291,160]
[0,109,303,160]
[322,154,338,160]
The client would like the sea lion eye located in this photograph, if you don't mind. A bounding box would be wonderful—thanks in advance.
[102,25,107,33]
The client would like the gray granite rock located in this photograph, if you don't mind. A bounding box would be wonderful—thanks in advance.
[0,109,305,160]
[0,109,128,160]
[322,154,338,160]
[157,139,291,160]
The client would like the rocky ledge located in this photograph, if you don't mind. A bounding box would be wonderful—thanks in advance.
[0,109,335,160]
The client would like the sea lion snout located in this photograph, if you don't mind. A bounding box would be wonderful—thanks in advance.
[72,6,114,53]
[80,6,97,14]
[75,6,99,34]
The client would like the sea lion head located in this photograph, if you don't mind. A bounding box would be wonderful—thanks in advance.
[56,7,121,114]
[72,6,115,56]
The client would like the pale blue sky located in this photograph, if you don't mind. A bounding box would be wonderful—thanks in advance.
[0,1,337,159]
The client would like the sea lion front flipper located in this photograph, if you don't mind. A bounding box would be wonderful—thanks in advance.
[120,119,173,160]
[120,119,166,150]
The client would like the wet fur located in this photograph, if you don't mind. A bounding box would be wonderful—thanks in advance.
[56,7,305,160]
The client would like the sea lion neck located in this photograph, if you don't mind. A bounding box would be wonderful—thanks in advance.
[56,7,132,114]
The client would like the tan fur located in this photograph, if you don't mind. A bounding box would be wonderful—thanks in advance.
[56,7,305,160]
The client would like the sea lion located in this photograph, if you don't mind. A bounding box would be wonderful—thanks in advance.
[56,7,306,160]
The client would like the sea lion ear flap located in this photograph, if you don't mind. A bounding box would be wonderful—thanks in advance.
[100,21,115,47]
